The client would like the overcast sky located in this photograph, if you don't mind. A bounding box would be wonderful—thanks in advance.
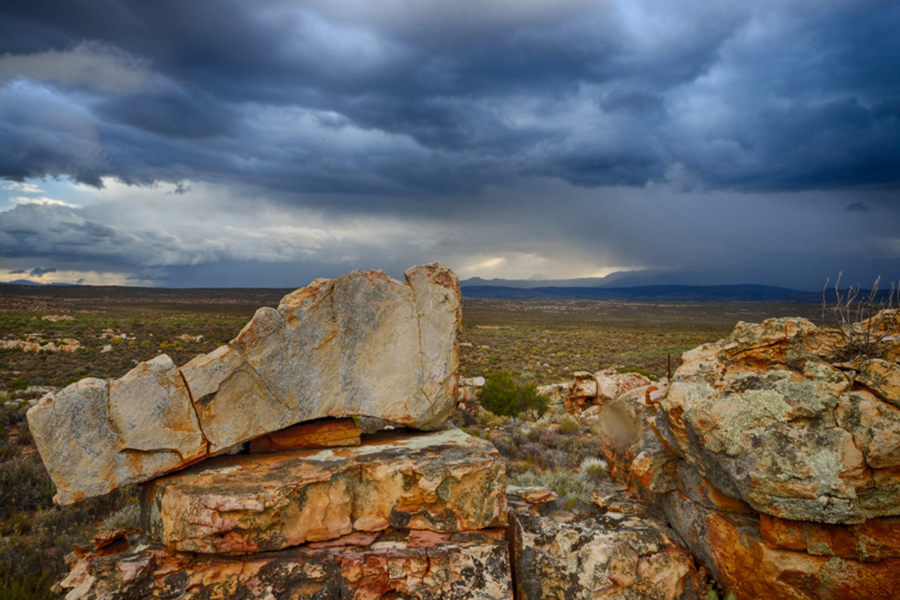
[0,0,898,289]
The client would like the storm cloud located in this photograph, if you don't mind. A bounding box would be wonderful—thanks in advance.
[0,0,898,286]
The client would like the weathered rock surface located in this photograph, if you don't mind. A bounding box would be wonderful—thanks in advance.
[760,512,900,562]
[563,369,652,414]
[511,498,699,599]
[248,418,362,453]
[596,384,676,499]
[27,357,208,505]
[141,427,507,554]
[57,529,513,600]
[535,382,572,414]
[28,263,461,504]
[662,488,900,600]
[656,315,900,523]
[230,264,459,436]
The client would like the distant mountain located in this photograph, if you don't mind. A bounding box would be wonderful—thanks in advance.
[461,284,823,302]
[0,279,80,286]
[461,253,900,292]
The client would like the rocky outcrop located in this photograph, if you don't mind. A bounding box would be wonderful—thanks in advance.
[662,487,900,600]
[562,368,652,414]
[141,428,507,554]
[510,488,699,600]
[28,263,461,504]
[655,316,900,524]
[595,384,676,500]
[57,529,513,600]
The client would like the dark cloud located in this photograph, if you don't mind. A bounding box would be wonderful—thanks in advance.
[29,266,56,277]
[0,0,896,199]
[9,269,25,274]
[0,0,898,287]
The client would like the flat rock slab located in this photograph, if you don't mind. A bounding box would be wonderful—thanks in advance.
[141,427,507,554]
[511,504,699,600]
[56,529,512,600]
[248,418,362,453]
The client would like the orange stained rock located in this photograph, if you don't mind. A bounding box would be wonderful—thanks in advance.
[665,490,900,600]
[58,530,512,600]
[760,513,900,561]
[141,427,507,554]
[248,418,362,453]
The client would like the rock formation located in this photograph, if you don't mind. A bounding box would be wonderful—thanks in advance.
[28,263,461,504]
[591,311,900,599]
[508,483,699,600]
[140,428,507,554]
[57,529,513,600]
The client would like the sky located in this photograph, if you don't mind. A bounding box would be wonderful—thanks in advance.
[0,0,898,289]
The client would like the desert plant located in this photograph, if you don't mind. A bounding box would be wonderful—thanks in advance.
[558,416,581,435]
[821,273,898,361]
[479,370,549,418]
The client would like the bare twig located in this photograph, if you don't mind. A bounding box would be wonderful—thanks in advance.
[820,272,897,361]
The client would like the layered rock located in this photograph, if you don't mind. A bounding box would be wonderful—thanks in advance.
[662,487,900,600]
[57,529,513,600]
[655,316,900,524]
[141,427,507,554]
[28,263,461,504]
[510,490,699,600]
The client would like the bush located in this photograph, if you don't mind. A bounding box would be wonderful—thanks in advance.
[0,458,55,514]
[558,416,581,435]
[480,370,549,418]
[7,379,28,392]
[618,367,658,381]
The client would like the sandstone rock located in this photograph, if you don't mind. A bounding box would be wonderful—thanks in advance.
[248,418,362,453]
[141,427,507,554]
[656,315,900,523]
[231,264,459,432]
[108,355,205,459]
[535,382,571,413]
[56,529,512,600]
[180,344,289,454]
[760,513,900,561]
[457,376,485,403]
[27,357,208,505]
[594,368,652,403]
[857,358,900,407]
[572,371,598,398]
[596,385,676,499]
[511,501,699,599]
[29,263,462,504]
[662,488,900,600]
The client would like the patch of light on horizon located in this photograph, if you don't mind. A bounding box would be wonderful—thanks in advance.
[1,269,155,287]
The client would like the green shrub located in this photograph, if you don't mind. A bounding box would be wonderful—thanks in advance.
[618,367,658,381]
[480,370,549,418]
[0,458,55,514]
[7,379,28,391]
[558,416,581,435]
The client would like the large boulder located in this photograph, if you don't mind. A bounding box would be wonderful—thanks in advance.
[655,315,900,524]
[28,263,461,504]
[56,529,512,600]
[141,427,507,554]
[510,496,699,600]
